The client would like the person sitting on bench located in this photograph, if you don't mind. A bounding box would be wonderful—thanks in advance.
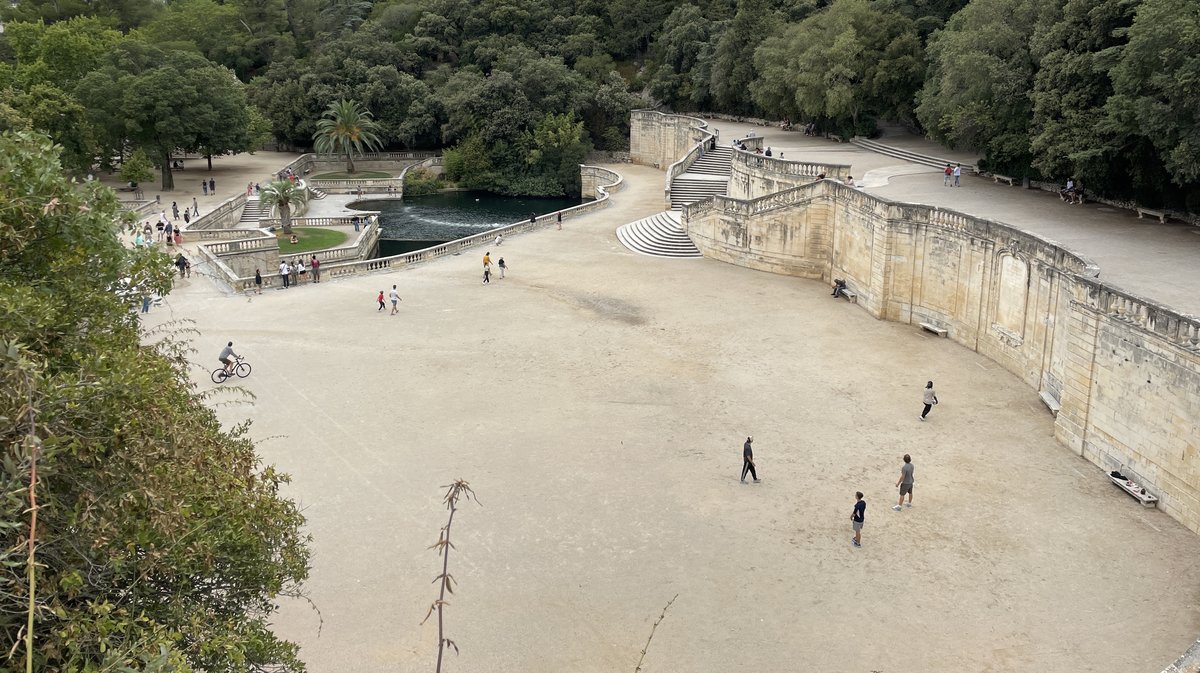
[831,279,848,298]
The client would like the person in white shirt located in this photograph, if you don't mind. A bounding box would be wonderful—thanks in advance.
[279,261,290,289]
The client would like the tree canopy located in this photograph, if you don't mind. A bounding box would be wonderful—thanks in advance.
[0,130,310,672]
[1,0,1198,198]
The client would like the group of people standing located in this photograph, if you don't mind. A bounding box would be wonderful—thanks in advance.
[942,163,963,187]
[482,251,507,284]
[740,380,939,549]
[263,256,322,291]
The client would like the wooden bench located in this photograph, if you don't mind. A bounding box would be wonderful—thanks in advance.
[919,322,948,337]
[993,174,1016,186]
[1108,474,1158,507]
[1135,207,1168,223]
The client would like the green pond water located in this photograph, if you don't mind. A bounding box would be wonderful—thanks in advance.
[360,191,587,257]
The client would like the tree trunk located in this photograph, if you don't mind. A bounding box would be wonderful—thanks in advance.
[207,154,213,171]
[161,151,175,191]
[281,203,292,235]
[346,152,355,174]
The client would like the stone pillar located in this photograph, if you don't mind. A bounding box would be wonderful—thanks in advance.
[1054,286,1100,456]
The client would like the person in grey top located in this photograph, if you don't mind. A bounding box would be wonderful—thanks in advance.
[893,454,914,510]
[218,341,239,373]
[920,380,938,421]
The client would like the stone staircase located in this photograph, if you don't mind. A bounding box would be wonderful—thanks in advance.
[850,137,977,173]
[239,197,266,224]
[615,211,702,258]
[670,146,732,210]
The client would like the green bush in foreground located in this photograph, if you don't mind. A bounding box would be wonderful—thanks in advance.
[0,131,311,673]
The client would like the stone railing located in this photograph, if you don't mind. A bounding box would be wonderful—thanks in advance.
[308,178,405,194]
[203,235,277,255]
[313,151,437,162]
[190,228,266,242]
[184,193,248,231]
[732,148,852,179]
[121,200,159,217]
[258,216,364,229]
[1078,277,1200,349]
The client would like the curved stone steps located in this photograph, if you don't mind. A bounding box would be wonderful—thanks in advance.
[616,211,702,258]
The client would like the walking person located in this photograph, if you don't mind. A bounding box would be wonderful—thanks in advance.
[482,266,491,284]
[183,210,191,225]
[920,380,938,421]
[201,181,208,196]
[208,178,216,194]
[389,285,401,314]
[171,201,179,220]
[952,164,961,187]
[483,251,491,269]
[175,253,187,278]
[556,211,562,230]
[740,436,759,483]
[498,257,507,279]
[377,290,386,311]
[310,255,321,283]
[173,229,182,246]
[851,492,866,547]
[279,260,290,289]
[192,198,199,215]
[943,163,952,186]
[893,454,915,511]
[254,268,262,294]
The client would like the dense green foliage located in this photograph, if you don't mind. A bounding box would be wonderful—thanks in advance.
[0,131,310,672]
[1,0,1197,199]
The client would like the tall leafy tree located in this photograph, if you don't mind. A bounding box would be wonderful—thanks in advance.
[915,0,1048,173]
[312,99,385,173]
[259,179,308,234]
[1107,0,1200,186]
[1028,0,1143,192]
[751,0,924,135]
[0,130,310,672]
[648,5,720,110]
[710,0,779,115]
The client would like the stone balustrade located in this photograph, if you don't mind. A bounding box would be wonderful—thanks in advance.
[184,193,248,231]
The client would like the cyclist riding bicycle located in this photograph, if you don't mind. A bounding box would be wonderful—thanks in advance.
[218,341,240,373]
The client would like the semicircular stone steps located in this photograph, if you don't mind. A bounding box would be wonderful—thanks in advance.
[615,211,703,258]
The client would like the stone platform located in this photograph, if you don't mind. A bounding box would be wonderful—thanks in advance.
[145,161,1200,673]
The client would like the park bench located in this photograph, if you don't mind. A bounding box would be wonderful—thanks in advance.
[1108,472,1158,508]
[838,287,857,303]
[1135,207,1169,223]
[919,322,948,337]
[993,174,1016,186]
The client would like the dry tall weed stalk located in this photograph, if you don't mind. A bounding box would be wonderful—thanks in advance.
[422,479,478,673]
[634,594,679,673]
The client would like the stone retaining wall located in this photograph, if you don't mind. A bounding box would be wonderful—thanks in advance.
[684,178,1200,535]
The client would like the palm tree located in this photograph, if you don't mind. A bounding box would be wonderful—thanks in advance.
[259,180,308,235]
[312,99,384,174]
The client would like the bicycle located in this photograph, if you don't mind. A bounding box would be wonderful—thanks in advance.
[211,356,252,383]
